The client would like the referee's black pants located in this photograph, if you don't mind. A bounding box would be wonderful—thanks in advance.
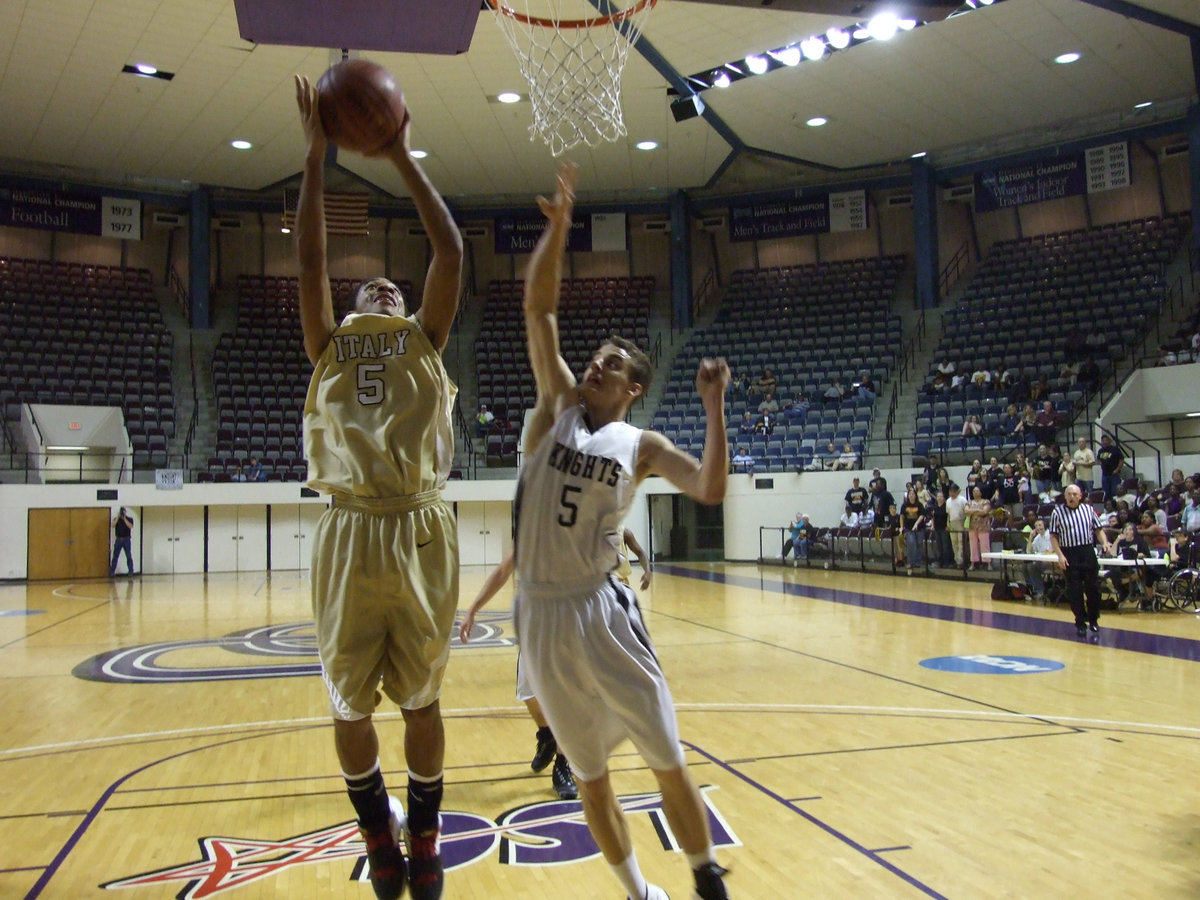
[1063,545,1102,627]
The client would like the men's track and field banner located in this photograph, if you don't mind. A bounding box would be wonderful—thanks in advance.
[495,212,626,254]
[728,189,868,243]
[0,188,141,240]
[974,141,1130,212]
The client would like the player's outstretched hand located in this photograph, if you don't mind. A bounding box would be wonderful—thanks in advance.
[294,75,327,159]
[458,606,479,643]
[535,162,579,230]
[696,357,730,404]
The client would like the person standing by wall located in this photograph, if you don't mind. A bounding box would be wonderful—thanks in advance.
[1049,484,1112,638]
[109,507,135,576]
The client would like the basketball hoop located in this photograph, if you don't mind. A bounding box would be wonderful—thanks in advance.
[486,0,659,157]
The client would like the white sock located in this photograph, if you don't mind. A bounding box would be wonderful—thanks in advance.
[686,848,717,870]
[610,852,647,899]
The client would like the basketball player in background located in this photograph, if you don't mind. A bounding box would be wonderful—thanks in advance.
[458,528,651,800]
[293,74,462,900]
[513,162,731,900]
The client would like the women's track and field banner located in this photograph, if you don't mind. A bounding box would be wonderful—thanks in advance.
[973,141,1130,212]
[0,187,141,240]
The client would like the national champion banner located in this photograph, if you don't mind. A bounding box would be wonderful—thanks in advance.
[0,188,141,240]
[728,189,867,243]
[494,212,626,254]
[974,141,1129,212]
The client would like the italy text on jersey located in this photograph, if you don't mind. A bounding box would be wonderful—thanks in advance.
[330,328,410,362]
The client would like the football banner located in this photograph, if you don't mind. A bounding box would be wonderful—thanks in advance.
[0,188,141,240]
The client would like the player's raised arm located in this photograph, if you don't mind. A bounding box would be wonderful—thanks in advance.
[638,358,730,505]
[386,116,463,353]
[293,75,337,366]
[524,164,581,428]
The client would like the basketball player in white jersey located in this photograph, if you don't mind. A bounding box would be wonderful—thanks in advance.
[515,162,731,900]
[294,75,462,900]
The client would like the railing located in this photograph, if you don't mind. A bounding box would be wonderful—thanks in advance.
[693,267,717,320]
[938,240,970,298]
[168,265,189,319]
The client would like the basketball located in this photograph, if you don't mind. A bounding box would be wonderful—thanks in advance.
[316,59,407,156]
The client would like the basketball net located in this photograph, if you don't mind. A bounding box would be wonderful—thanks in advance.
[487,0,658,157]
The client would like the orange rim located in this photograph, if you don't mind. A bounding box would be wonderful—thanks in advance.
[486,0,657,29]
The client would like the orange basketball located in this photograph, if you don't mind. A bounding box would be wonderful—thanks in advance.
[316,59,407,156]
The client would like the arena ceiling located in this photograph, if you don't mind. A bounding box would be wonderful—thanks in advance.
[0,0,1196,209]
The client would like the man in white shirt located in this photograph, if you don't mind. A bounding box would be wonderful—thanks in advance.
[945,484,968,568]
[840,505,860,528]
[1072,437,1096,495]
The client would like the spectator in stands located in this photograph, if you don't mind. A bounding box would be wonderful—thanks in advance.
[834,443,858,471]
[949,368,969,393]
[732,445,756,475]
[936,357,956,378]
[730,370,749,396]
[994,364,1013,393]
[231,465,249,483]
[784,392,810,425]
[738,412,756,437]
[757,390,779,415]
[934,467,958,498]
[1012,404,1037,445]
[1028,374,1050,403]
[1096,434,1124,500]
[1072,437,1096,495]
[845,477,869,515]
[823,442,842,470]
[1033,400,1060,445]
[1155,346,1178,367]
[1106,523,1151,603]
[780,513,807,561]
[1001,404,1022,438]
[945,484,967,567]
[753,411,776,435]
[986,456,1003,484]
[1136,511,1168,554]
[1183,491,1200,533]
[1169,529,1195,568]
[929,370,950,393]
[857,372,876,401]
[1144,496,1168,530]
[840,504,861,528]
[868,468,884,494]
[1128,480,1152,513]
[1059,360,1080,385]
[1167,468,1188,491]
[965,486,993,570]
[1006,371,1031,406]
[970,365,991,392]
[823,379,846,404]
[1077,356,1101,391]
[109,507,135,577]
[929,491,952,567]
[961,415,984,439]
[245,456,267,482]
[751,367,777,395]
[900,488,925,575]
[871,477,895,522]
[914,477,933,508]
[475,403,495,437]
[922,455,943,489]
[994,464,1023,521]
[1161,483,1184,518]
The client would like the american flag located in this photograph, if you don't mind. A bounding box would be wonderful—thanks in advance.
[282,189,369,236]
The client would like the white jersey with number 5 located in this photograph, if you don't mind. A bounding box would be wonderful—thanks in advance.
[304,312,457,498]
[515,405,640,588]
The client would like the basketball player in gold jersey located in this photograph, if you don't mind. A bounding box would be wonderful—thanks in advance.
[294,75,462,900]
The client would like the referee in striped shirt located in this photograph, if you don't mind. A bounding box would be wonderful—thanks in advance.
[1049,484,1112,637]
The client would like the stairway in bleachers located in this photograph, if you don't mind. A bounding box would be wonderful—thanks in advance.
[654,255,907,471]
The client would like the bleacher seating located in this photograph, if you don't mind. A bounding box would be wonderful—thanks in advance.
[474,276,652,463]
[654,255,906,471]
[915,214,1190,461]
[0,257,174,471]
[211,274,411,482]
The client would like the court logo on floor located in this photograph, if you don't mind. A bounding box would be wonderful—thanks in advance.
[99,788,738,897]
[920,654,1064,674]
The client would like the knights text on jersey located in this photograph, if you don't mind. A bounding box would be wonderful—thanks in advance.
[304,312,457,498]
[515,405,641,588]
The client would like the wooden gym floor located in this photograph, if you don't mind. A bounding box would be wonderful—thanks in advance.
[1,563,1198,899]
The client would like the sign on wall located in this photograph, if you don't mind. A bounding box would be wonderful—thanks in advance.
[0,188,142,240]
[728,189,867,243]
[974,141,1130,212]
[494,212,626,254]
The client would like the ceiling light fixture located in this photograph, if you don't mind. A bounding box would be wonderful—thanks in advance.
[806,116,828,127]
[1054,51,1081,64]
[826,27,850,49]
[712,70,731,88]
[121,63,174,81]
[135,63,158,75]
[800,37,826,61]
[1134,100,1152,109]
[497,91,521,103]
[911,150,927,158]
[867,12,899,41]
[410,149,429,159]
[745,54,769,75]
[636,140,658,150]
[230,140,252,150]
[773,46,802,66]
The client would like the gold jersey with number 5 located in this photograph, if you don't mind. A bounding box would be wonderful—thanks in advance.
[304,312,457,498]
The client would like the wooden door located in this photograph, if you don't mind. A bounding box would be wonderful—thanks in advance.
[69,508,110,578]
[27,509,72,580]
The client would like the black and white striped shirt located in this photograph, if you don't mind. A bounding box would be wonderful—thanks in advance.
[1049,502,1101,549]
